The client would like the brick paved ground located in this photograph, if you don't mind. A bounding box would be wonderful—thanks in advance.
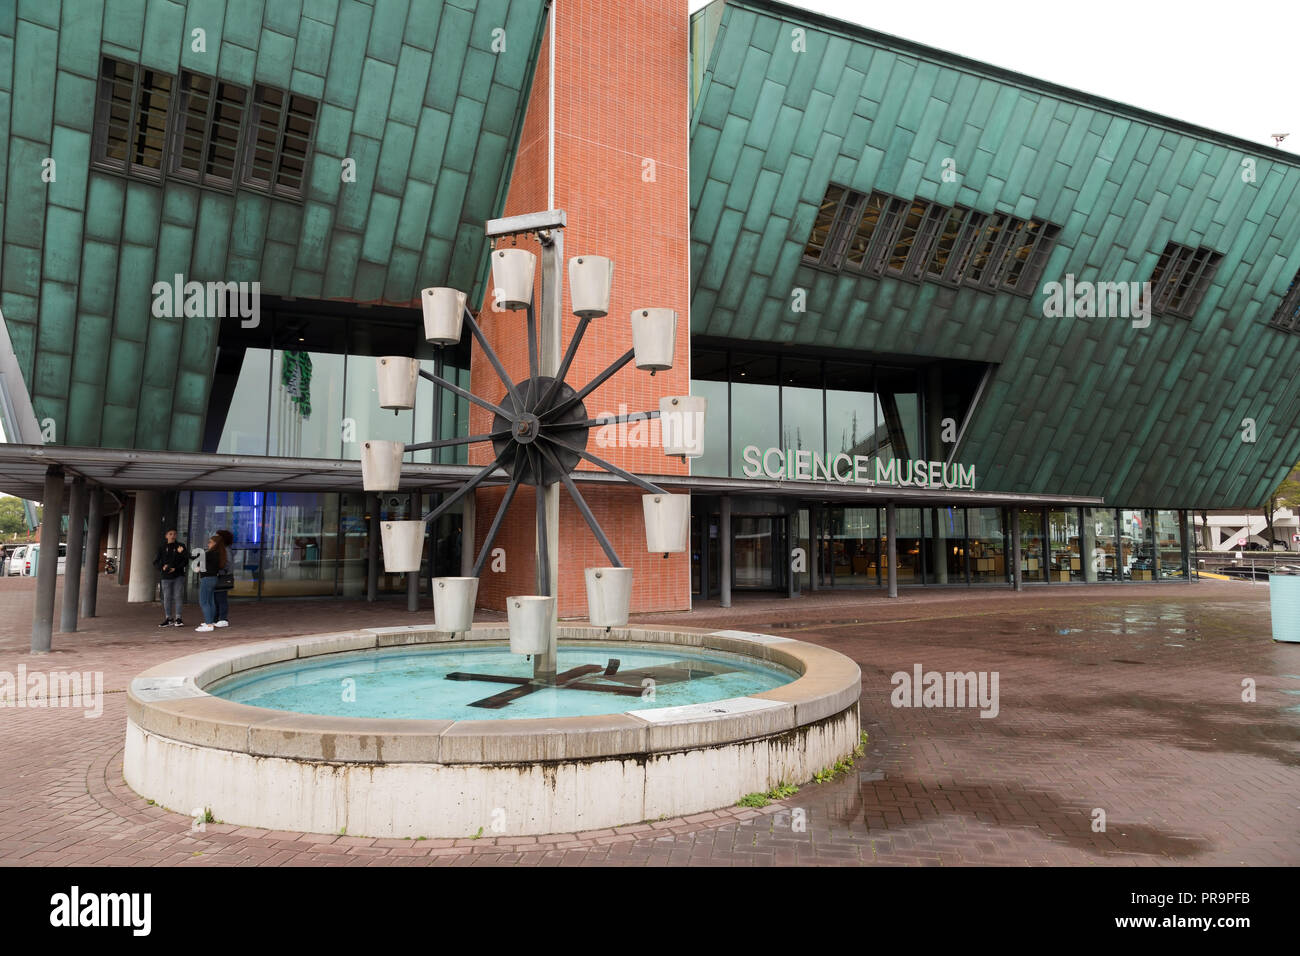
[1,575,1296,866]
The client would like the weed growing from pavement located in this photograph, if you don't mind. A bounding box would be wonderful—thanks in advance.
[736,780,799,807]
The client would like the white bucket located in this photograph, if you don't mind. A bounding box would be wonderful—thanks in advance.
[630,308,676,371]
[569,255,614,318]
[506,595,555,655]
[491,249,536,310]
[376,356,419,410]
[642,494,690,554]
[585,567,632,628]
[432,576,478,633]
[659,395,707,458]
[421,287,466,345]
[361,440,405,491]
[380,520,424,572]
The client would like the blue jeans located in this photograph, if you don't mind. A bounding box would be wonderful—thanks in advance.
[215,585,229,623]
[199,577,217,625]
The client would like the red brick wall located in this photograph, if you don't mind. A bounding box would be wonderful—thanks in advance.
[470,0,691,616]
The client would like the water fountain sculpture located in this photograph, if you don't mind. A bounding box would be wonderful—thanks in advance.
[360,209,702,693]
[124,212,862,838]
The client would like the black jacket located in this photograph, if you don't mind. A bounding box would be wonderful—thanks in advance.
[153,541,189,579]
[200,548,228,578]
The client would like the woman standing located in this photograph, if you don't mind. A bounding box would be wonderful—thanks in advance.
[196,533,227,634]
[214,529,234,628]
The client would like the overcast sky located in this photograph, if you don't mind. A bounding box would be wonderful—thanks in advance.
[690,0,1300,154]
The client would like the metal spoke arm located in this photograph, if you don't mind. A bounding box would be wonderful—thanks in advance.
[538,432,667,496]
[537,444,622,568]
[543,348,635,422]
[532,448,550,596]
[406,430,508,452]
[420,449,510,524]
[418,368,514,420]
[538,315,593,412]
[461,307,525,409]
[471,472,521,577]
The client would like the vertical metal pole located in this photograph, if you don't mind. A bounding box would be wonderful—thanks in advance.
[31,466,64,654]
[1011,508,1023,591]
[886,502,898,598]
[407,491,420,612]
[786,502,798,599]
[80,483,103,617]
[115,506,127,586]
[366,492,379,602]
[536,226,563,682]
[719,495,732,608]
[809,503,820,592]
[60,477,87,632]
[460,490,476,577]
[698,504,709,601]
[1179,509,1192,582]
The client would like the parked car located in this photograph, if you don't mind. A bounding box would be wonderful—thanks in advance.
[24,543,67,576]
[5,545,29,576]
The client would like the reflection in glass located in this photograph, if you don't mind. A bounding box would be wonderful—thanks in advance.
[781,358,823,458]
[1084,508,1118,581]
[259,492,337,596]
[734,515,780,589]
[730,354,779,477]
[343,354,413,459]
[216,349,271,454]
[875,366,920,463]
[893,508,923,582]
[268,351,344,459]
[825,363,876,460]
[1121,508,1156,580]
[968,507,1007,583]
[821,507,879,587]
[1156,510,1185,579]
[1018,508,1046,582]
[1048,508,1081,582]
[929,507,965,583]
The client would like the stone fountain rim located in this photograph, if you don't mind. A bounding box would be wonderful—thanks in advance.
[126,624,862,765]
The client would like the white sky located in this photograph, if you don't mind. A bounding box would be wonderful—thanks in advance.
[690,0,1300,154]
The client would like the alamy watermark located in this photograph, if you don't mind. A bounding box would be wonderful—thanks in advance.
[1042,274,1152,328]
[150,273,260,328]
[890,663,999,718]
[0,665,103,718]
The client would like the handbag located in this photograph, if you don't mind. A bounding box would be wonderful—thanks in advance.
[214,568,235,591]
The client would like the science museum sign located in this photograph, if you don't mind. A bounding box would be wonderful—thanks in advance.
[739,445,977,490]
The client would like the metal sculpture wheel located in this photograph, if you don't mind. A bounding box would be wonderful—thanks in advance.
[409,291,668,585]
[385,217,681,705]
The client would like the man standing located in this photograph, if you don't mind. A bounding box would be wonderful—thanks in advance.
[154,528,188,627]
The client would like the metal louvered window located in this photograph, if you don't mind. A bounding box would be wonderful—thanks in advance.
[92,55,316,201]
[804,182,1059,297]
[242,85,318,197]
[1148,242,1222,319]
[92,57,173,177]
[170,72,247,185]
[1268,270,1300,333]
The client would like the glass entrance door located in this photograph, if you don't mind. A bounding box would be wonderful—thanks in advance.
[733,515,786,590]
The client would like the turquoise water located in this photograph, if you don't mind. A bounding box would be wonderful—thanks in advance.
[206,643,796,720]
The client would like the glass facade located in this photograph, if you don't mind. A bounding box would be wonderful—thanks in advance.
[690,346,987,478]
[176,488,463,600]
[693,500,1185,594]
[208,299,471,462]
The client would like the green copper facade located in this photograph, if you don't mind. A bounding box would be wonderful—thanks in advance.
[690,0,1300,509]
[0,0,547,452]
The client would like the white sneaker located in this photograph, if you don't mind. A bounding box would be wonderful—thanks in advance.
[195,624,214,633]
[214,620,229,628]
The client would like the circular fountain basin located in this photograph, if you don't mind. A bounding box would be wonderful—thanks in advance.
[125,624,861,838]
